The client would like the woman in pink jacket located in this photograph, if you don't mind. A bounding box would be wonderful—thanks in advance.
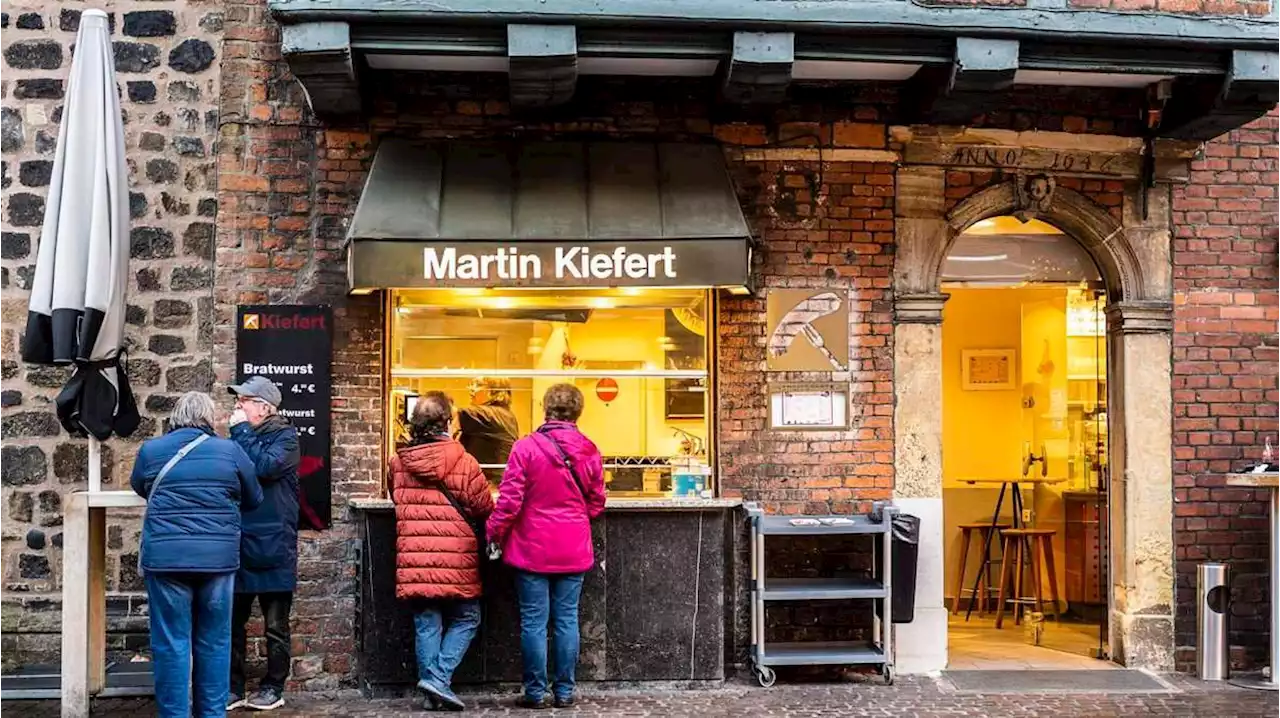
[487,383,606,709]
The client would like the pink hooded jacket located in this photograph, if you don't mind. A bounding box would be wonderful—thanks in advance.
[486,421,607,575]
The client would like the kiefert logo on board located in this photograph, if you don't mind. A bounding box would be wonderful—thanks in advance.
[242,312,327,331]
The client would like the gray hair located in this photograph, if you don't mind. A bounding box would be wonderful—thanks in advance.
[543,383,584,423]
[170,392,217,429]
[410,391,453,439]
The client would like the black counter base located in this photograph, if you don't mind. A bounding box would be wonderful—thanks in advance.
[356,506,740,693]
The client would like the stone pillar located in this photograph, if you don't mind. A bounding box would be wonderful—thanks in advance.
[892,166,949,674]
[1106,301,1176,671]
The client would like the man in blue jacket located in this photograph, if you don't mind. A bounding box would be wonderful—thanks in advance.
[132,392,263,718]
[226,376,301,712]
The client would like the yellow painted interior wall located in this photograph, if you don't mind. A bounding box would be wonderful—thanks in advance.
[942,287,1074,611]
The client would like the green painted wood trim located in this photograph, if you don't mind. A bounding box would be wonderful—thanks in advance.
[268,0,1277,49]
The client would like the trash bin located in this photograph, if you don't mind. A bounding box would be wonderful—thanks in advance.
[889,513,920,624]
[1197,562,1229,681]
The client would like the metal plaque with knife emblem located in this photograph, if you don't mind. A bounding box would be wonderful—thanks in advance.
[765,289,850,371]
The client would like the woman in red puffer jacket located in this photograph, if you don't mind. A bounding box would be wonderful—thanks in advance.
[390,391,494,711]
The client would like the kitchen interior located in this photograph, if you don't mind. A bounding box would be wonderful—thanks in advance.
[386,287,713,498]
[941,217,1112,669]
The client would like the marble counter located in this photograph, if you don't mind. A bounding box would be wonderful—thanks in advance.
[349,495,743,512]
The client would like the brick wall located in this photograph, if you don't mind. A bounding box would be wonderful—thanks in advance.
[717,153,896,514]
[1,0,222,665]
[1171,112,1279,671]
[2,0,1275,682]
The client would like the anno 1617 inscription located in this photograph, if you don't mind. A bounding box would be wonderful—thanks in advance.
[948,146,1126,175]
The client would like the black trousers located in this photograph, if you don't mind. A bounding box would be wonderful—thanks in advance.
[230,592,293,693]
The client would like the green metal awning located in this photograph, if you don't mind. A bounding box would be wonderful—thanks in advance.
[347,140,754,292]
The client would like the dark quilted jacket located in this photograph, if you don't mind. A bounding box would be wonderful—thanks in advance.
[131,427,264,574]
[231,416,301,593]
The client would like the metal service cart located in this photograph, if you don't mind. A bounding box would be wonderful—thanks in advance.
[747,502,896,687]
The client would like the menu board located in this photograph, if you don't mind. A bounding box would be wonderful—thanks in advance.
[236,305,333,530]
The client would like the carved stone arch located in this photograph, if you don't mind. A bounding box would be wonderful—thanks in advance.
[935,180,1140,301]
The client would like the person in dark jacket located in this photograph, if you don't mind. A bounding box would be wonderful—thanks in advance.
[226,376,301,712]
[391,391,495,711]
[131,392,263,718]
[457,377,520,486]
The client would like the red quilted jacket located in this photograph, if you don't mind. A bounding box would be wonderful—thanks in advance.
[390,438,494,601]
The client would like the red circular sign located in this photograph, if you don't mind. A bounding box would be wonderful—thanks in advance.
[596,378,619,403]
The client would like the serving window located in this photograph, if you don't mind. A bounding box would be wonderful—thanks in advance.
[386,288,714,498]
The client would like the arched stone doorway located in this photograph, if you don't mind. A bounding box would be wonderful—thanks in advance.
[892,167,1175,674]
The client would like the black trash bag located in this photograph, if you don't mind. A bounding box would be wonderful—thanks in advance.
[889,513,920,624]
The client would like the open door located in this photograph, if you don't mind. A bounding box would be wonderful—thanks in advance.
[1019,288,1109,659]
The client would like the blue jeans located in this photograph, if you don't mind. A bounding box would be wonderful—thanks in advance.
[145,571,235,718]
[413,600,481,690]
[514,571,585,702]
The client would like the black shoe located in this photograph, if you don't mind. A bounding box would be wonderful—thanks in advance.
[245,686,285,711]
[516,695,548,709]
[553,695,575,708]
[227,693,246,711]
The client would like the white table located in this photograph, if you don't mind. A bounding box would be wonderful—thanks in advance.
[61,490,146,718]
[1225,472,1279,692]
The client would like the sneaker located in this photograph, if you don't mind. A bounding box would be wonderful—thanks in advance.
[553,695,575,708]
[515,695,548,709]
[422,695,440,711]
[420,681,465,711]
[227,693,246,711]
[245,686,285,711]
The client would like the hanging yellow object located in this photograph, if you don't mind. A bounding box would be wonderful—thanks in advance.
[672,297,707,337]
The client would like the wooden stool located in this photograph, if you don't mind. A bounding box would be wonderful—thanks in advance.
[951,523,1009,616]
[995,528,1062,628]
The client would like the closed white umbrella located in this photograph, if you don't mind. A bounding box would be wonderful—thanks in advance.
[19,9,137,488]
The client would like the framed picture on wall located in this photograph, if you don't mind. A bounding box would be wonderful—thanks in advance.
[962,349,1017,391]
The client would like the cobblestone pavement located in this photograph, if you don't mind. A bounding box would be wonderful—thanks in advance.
[13,674,1277,717]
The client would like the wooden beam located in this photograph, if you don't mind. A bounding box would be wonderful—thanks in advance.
[60,494,92,718]
[722,31,794,105]
[281,21,362,118]
[1158,50,1279,141]
[907,37,1019,125]
[267,0,1278,50]
[507,24,578,108]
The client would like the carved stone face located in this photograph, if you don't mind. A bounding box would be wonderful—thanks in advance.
[1028,177,1052,202]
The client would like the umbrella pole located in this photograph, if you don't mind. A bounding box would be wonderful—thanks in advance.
[88,437,102,493]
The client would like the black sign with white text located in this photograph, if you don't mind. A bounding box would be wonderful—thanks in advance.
[236,305,333,530]
[348,238,752,291]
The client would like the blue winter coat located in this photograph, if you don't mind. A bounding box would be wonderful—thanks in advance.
[131,427,264,574]
[231,416,301,594]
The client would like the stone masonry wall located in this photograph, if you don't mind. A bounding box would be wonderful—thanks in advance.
[1171,112,1279,671]
[1,0,222,665]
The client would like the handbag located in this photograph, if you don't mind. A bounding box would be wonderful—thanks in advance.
[532,426,588,500]
[140,433,210,571]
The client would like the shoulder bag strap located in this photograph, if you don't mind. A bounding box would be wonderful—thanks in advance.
[148,433,211,500]
[532,429,588,500]
[426,477,486,551]
[140,433,211,569]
